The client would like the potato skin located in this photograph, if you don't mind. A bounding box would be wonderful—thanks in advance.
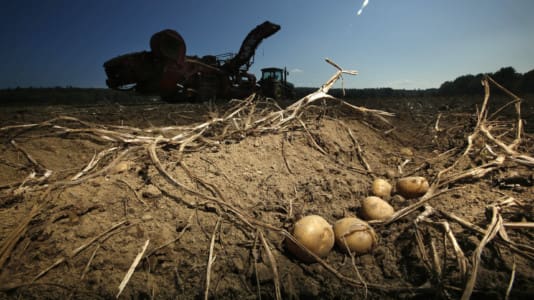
[361,196,395,221]
[396,176,429,198]
[285,215,335,263]
[333,217,377,254]
[371,178,392,198]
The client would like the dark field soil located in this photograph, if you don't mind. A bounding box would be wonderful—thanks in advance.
[0,86,532,299]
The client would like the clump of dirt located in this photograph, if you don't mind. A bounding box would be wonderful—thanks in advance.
[0,77,533,299]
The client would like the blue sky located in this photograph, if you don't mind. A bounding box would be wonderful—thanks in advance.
[0,0,533,89]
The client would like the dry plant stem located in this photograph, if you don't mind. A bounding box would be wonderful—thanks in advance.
[34,220,128,281]
[33,258,66,283]
[439,210,534,259]
[347,129,373,175]
[17,147,131,195]
[180,164,255,228]
[440,221,468,279]
[80,244,100,280]
[485,75,524,152]
[71,147,119,180]
[249,58,391,131]
[10,140,51,177]
[480,125,534,167]
[116,179,147,206]
[372,186,454,226]
[281,134,294,174]
[145,212,194,258]
[251,233,262,300]
[342,240,368,299]
[438,155,505,188]
[259,231,282,300]
[71,220,128,257]
[204,217,221,300]
[505,260,516,300]
[0,202,42,270]
[504,222,534,229]
[169,94,255,143]
[434,113,442,132]
[430,239,442,279]
[297,118,327,155]
[414,225,432,274]
[415,206,467,281]
[149,140,264,230]
[438,76,534,186]
[116,239,150,299]
[461,207,502,300]
[414,208,437,279]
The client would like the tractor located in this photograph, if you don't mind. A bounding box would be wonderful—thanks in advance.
[258,67,295,100]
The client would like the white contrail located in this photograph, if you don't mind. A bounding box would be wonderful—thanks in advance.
[357,0,369,15]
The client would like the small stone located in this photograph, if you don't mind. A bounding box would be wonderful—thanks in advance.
[399,147,414,157]
[141,214,153,221]
[385,169,397,179]
[312,161,325,172]
[142,185,162,199]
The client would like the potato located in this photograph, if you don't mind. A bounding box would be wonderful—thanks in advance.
[396,176,429,198]
[360,196,395,220]
[333,217,377,254]
[371,178,392,198]
[285,215,335,263]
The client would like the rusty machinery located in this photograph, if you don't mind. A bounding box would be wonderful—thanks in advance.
[103,21,292,102]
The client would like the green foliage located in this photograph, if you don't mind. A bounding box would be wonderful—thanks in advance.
[438,66,532,95]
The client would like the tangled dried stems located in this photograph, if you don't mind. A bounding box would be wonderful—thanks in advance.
[390,75,533,298]
[0,59,532,298]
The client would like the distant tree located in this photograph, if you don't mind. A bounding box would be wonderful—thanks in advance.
[438,67,533,95]
[521,69,534,93]
[454,75,475,94]
[492,67,521,92]
[438,80,454,95]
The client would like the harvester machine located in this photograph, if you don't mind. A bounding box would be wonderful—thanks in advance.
[103,21,280,101]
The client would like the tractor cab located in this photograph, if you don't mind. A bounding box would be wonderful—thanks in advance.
[261,67,286,82]
[258,67,295,99]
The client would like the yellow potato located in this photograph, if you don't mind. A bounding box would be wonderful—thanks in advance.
[396,176,429,198]
[371,178,392,198]
[333,217,377,254]
[285,215,335,263]
[360,196,395,221]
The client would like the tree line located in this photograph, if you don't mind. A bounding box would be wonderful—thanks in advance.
[298,66,533,99]
[1,66,532,104]
[438,67,534,95]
